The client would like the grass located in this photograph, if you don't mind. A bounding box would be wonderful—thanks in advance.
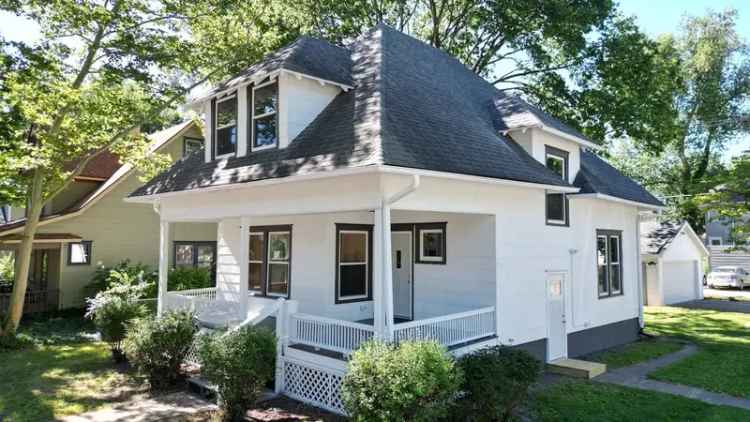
[586,338,683,369]
[0,311,144,421]
[532,380,750,421]
[643,306,750,398]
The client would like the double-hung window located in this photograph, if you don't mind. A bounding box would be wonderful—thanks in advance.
[336,224,373,303]
[248,225,291,298]
[215,95,237,158]
[252,81,278,150]
[545,146,569,226]
[597,230,623,298]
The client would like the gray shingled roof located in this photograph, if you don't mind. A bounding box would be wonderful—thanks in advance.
[574,150,664,207]
[202,36,354,99]
[641,220,684,255]
[493,96,594,145]
[131,25,574,197]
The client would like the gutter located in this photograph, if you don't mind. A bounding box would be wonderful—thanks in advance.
[125,165,579,204]
[569,193,664,211]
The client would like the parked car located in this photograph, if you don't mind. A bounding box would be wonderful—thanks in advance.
[707,266,750,290]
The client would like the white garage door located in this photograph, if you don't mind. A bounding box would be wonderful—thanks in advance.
[663,260,699,305]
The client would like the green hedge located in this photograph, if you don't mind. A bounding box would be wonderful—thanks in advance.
[342,340,462,421]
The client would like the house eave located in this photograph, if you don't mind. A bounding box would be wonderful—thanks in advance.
[569,193,664,210]
[125,165,580,203]
[503,125,602,150]
[187,69,354,110]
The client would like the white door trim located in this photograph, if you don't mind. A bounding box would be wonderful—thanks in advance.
[545,271,568,361]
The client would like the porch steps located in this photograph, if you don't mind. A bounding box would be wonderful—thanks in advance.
[547,358,607,379]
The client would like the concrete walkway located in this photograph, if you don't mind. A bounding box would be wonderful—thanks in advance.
[61,392,217,422]
[594,344,750,410]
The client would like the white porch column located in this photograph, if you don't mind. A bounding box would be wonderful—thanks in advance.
[372,208,385,338]
[382,204,395,341]
[494,214,502,340]
[239,217,250,318]
[157,220,170,317]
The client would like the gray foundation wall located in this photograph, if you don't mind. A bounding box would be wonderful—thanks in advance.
[567,317,640,358]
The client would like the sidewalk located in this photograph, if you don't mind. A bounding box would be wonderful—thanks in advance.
[594,343,750,411]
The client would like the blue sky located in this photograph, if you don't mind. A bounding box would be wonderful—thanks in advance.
[1,1,748,158]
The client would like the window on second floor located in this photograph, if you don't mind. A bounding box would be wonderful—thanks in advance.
[252,81,278,150]
[215,95,237,158]
[545,146,569,226]
[183,137,204,157]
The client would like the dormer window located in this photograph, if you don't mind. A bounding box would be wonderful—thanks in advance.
[252,81,278,150]
[215,95,237,158]
[545,145,569,226]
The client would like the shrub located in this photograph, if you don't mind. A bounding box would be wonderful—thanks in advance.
[85,281,148,362]
[0,251,14,284]
[455,346,541,421]
[166,267,213,293]
[87,260,156,296]
[123,311,197,390]
[342,340,462,422]
[197,326,276,420]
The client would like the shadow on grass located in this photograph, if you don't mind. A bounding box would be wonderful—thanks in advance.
[644,307,750,348]
[0,342,146,421]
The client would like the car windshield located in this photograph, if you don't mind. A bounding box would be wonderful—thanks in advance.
[714,268,738,273]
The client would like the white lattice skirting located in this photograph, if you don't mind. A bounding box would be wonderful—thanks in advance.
[282,358,347,415]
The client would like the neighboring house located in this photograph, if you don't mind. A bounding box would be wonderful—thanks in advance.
[0,121,217,310]
[704,209,750,271]
[640,219,708,305]
[128,25,663,414]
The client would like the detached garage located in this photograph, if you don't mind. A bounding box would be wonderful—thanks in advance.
[641,220,709,306]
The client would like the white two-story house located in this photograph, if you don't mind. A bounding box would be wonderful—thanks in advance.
[126,24,663,414]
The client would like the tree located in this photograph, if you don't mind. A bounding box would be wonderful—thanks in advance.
[0,0,227,338]
[698,153,750,249]
[609,9,750,231]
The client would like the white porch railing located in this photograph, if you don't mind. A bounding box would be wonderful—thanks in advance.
[393,306,496,348]
[164,287,217,314]
[289,313,375,355]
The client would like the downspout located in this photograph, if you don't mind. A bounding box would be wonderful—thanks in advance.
[381,175,420,340]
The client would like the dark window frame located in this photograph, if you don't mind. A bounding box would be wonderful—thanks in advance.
[251,80,279,151]
[414,222,447,265]
[183,136,204,157]
[335,223,373,304]
[248,225,292,299]
[597,229,624,299]
[545,145,570,227]
[173,241,217,282]
[213,93,237,159]
[67,240,92,266]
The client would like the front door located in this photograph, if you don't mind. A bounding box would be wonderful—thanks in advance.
[392,231,413,320]
[546,272,567,361]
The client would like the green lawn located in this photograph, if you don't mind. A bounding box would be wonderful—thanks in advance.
[0,311,145,421]
[532,380,750,421]
[643,306,750,398]
[586,338,683,369]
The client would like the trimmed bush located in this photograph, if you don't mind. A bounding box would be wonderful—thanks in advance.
[123,310,198,390]
[456,346,541,421]
[342,340,462,422]
[197,326,276,420]
[166,267,213,292]
[85,282,148,362]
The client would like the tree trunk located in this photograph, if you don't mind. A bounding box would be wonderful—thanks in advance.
[1,168,45,336]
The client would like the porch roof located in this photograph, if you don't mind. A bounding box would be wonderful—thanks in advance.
[0,233,82,244]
